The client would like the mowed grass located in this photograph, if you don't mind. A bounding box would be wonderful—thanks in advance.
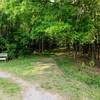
[0,78,22,100]
[0,54,100,100]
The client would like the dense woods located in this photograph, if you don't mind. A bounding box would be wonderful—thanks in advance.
[0,0,100,61]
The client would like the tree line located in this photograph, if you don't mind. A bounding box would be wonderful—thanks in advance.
[0,0,100,61]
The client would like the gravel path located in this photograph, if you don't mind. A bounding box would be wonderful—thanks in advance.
[0,71,61,100]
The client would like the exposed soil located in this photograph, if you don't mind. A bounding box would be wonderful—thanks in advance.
[0,71,62,100]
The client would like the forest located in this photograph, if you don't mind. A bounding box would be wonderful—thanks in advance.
[0,0,100,100]
[0,0,100,60]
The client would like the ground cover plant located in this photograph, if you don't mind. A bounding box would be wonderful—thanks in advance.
[0,77,22,100]
[0,55,99,100]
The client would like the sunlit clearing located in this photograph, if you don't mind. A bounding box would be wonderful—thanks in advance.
[23,65,50,75]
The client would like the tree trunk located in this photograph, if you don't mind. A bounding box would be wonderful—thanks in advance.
[91,43,96,60]
[73,43,78,59]
[41,37,44,53]
[39,39,41,53]
[97,44,100,60]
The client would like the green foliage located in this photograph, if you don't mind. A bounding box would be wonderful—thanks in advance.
[0,0,100,58]
[6,43,17,58]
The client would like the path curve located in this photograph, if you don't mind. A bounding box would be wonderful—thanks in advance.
[0,71,61,100]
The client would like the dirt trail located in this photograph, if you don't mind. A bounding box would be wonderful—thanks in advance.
[0,71,61,100]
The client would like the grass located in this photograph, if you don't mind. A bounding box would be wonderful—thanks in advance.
[0,54,100,100]
[0,78,21,95]
[55,55,100,100]
[0,78,22,100]
[55,56,100,87]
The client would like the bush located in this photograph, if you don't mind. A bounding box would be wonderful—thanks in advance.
[89,60,95,67]
[6,43,17,58]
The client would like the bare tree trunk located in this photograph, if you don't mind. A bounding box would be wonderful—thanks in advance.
[41,37,44,53]
[97,44,100,60]
[38,39,41,53]
[73,43,78,59]
[91,43,96,60]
